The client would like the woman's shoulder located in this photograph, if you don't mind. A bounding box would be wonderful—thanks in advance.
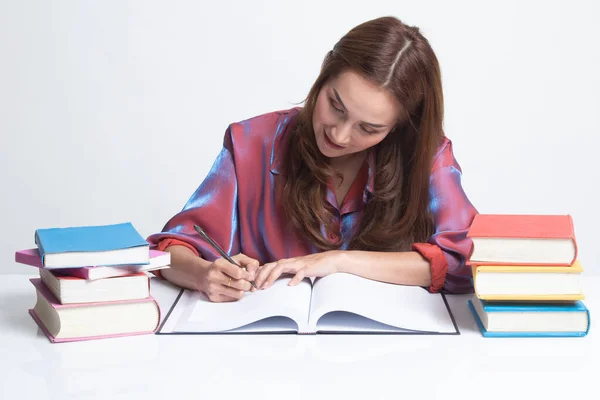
[227,107,302,144]
[222,107,301,172]
[232,106,302,125]
[431,135,462,171]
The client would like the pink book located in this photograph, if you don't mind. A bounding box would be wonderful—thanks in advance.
[28,278,161,343]
[16,248,170,280]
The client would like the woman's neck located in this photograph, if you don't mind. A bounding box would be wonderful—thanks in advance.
[328,150,367,175]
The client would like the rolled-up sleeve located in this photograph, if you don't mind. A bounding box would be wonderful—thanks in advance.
[146,125,241,262]
[412,139,478,294]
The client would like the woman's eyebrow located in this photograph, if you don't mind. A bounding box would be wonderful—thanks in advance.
[332,88,388,128]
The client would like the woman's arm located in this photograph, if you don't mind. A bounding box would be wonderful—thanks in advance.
[160,245,212,291]
[338,250,432,286]
[146,124,260,301]
[416,139,478,293]
[146,125,243,264]
[254,249,433,289]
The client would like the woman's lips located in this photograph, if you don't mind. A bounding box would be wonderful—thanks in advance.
[323,130,345,150]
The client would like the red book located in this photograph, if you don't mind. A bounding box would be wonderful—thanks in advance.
[467,214,578,266]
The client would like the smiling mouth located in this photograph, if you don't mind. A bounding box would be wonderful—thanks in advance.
[323,130,345,150]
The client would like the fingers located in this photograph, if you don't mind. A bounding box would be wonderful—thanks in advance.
[208,259,253,291]
[200,253,265,302]
[264,263,288,289]
[254,262,278,289]
[202,257,257,302]
[206,277,245,299]
[218,259,253,281]
[204,268,246,301]
[231,253,260,275]
[288,270,305,286]
[255,259,297,289]
[222,273,253,292]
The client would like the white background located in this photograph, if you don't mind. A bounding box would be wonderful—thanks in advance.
[1,0,598,275]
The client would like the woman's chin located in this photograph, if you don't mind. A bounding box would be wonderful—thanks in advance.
[316,142,337,158]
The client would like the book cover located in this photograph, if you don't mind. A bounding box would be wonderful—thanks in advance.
[467,214,575,239]
[468,299,590,338]
[479,299,589,313]
[33,222,150,267]
[35,222,148,254]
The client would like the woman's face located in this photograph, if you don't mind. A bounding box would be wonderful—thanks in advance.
[312,70,402,160]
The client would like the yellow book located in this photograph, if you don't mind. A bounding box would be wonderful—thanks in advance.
[472,260,584,301]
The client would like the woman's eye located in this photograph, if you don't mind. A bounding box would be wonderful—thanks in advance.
[360,125,376,134]
[329,100,344,114]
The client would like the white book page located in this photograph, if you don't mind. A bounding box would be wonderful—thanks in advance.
[477,272,582,295]
[221,316,300,333]
[470,238,575,264]
[308,273,456,333]
[160,277,312,333]
[46,246,149,268]
[314,312,430,333]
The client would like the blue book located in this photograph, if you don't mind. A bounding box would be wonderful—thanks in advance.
[469,297,590,338]
[34,222,149,268]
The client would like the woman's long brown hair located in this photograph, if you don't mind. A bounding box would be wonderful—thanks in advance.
[281,16,444,252]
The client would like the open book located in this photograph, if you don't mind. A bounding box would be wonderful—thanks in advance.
[157,273,458,335]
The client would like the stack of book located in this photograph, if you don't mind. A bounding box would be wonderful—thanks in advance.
[15,222,170,343]
[466,214,590,337]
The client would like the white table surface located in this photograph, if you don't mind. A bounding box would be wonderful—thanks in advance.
[0,273,598,400]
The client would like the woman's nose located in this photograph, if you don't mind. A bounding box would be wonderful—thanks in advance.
[330,124,352,145]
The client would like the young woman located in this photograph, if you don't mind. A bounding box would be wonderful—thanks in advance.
[147,16,478,302]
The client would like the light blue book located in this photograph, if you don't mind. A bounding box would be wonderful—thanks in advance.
[34,222,149,268]
[469,297,590,338]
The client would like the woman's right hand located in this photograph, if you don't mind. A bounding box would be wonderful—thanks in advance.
[196,254,259,303]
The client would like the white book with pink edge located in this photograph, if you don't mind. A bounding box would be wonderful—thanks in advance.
[15,248,170,280]
[29,278,160,343]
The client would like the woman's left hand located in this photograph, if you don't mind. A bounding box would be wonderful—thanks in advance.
[254,251,345,290]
